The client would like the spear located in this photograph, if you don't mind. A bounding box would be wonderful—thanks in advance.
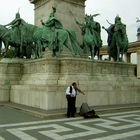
[106,19,112,25]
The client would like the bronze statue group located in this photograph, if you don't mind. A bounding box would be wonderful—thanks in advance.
[0,7,128,62]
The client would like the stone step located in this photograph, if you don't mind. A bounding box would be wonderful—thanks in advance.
[1,102,140,119]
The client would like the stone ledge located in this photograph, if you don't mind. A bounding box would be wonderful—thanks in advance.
[1,102,140,119]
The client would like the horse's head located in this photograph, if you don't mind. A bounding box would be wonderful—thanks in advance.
[0,25,5,31]
[0,25,8,37]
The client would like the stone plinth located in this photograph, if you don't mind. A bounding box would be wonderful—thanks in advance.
[1,57,140,110]
[9,58,140,111]
[0,59,22,101]
[30,0,86,42]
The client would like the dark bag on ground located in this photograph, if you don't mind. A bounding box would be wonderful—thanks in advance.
[79,102,100,118]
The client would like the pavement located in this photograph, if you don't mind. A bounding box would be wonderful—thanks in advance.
[1,102,140,119]
[0,102,140,140]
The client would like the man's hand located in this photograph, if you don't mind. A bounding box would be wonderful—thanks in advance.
[81,91,85,95]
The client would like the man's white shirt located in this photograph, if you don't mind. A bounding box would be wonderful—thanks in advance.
[66,86,77,97]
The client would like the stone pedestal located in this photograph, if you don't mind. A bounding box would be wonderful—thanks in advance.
[8,58,140,111]
[1,58,140,111]
[0,59,23,101]
[43,47,74,58]
[30,0,86,42]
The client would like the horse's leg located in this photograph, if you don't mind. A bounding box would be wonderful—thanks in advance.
[32,41,38,59]
[97,47,100,60]
[121,47,126,62]
[120,50,124,62]
[26,44,32,59]
[55,42,62,57]
[3,41,9,57]
[34,46,37,59]
[19,45,23,58]
[116,45,120,61]
[109,55,111,61]
[14,47,19,58]
[83,46,88,58]
[83,42,88,58]
[94,46,100,60]
[34,42,39,59]
[121,53,123,62]
[33,40,41,59]
[20,35,23,58]
[39,42,44,58]
[37,41,44,58]
[94,47,96,59]
[91,45,94,60]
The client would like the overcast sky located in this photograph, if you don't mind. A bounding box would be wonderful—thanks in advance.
[0,0,140,45]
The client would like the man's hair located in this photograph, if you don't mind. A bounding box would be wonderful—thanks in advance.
[72,82,77,86]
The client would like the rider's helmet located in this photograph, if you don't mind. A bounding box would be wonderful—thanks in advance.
[115,15,121,24]
[15,12,20,18]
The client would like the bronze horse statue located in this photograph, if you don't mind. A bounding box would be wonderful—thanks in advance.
[34,25,82,57]
[77,15,102,60]
[103,17,128,62]
[112,22,128,61]
[0,23,40,58]
[0,24,82,59]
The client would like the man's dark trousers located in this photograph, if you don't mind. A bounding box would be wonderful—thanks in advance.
[66,95,76,117]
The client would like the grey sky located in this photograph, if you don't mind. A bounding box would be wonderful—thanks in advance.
[0,0,140,45]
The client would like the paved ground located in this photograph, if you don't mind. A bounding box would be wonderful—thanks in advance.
[0,105,140,140]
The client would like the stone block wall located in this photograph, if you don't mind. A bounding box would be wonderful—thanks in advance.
[8,58,140,111]
[0,59,22,101]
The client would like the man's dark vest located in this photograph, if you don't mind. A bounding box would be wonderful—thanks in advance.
[69,86,72,93]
